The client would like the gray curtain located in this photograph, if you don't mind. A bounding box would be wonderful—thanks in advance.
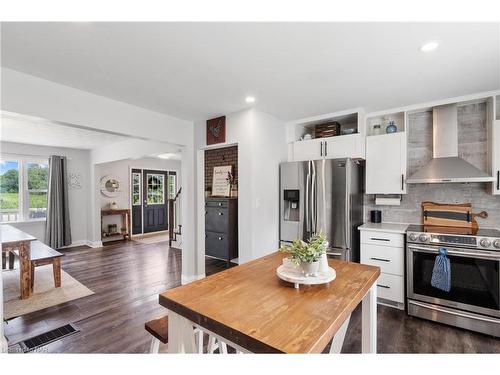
[45,155,71,248]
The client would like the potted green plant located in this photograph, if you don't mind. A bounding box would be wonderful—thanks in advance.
[279,232,328,277]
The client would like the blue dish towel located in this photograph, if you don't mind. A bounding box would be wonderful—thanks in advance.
[431,248,451,292]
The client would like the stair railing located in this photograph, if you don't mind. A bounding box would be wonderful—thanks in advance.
[168,187,182,247]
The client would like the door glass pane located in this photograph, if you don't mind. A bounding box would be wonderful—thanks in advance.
[27,162,49,219]
[132,172,141,206]
[412,251,500,310]
[147,174,164,205]
[0,160,20,222]
[168,173,177,200]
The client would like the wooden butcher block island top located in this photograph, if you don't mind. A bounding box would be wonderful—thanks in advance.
[159,252,380,353]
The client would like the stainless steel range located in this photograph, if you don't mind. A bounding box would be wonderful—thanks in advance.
[406,224,500,337]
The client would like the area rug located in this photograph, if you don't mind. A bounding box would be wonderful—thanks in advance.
[3,265,94,319]
[133,233,169,245]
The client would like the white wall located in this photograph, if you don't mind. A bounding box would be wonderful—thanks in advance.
[95,157,181,237]
[194,108,287,267]
[0,141,90,246]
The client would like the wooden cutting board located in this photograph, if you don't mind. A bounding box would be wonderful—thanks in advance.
[421,201,478,228]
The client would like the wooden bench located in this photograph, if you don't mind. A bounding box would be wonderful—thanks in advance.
[2,250,15,270]
[29,241,64,292]
[144,315,225,354]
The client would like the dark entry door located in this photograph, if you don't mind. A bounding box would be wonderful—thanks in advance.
[142,170,168,233]
[131,169,143,235]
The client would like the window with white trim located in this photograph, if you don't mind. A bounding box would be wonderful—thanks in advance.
[0,157,49,223]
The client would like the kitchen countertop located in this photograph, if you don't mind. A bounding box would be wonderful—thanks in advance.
[358,222,409,234]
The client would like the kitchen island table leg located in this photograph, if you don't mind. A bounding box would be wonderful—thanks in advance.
[329,314,351,353]
[361,283,377,353]
[167,310,197,353]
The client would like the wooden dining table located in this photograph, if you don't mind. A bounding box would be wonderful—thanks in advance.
[159,252,380,353]
[1,224,36,299]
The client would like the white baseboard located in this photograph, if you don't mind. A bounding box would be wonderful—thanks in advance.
[86,240,103,248]
[0,335,7,353]
[58,240,88,249]
[181,273,206,285]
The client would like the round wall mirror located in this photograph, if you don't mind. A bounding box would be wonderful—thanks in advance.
[105,179,119,192]
[100,175,121,198]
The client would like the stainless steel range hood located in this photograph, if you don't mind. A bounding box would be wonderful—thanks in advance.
[406,104,495,184]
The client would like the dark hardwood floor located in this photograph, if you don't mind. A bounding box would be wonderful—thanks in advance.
[4,238,500,353]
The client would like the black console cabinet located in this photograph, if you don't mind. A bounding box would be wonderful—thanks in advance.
[205,198,238,266]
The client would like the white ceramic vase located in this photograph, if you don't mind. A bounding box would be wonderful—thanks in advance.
[301,261,320,277]
[318,253,329,273]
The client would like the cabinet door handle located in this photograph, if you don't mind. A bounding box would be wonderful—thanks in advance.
[218,203,223,206]
[497,171,499,191]
[324,141,327,157]
[377,284,391,289]
[401,174,404,191]
[218,212,223,216]
[370,257,390,262]
[320,141,323,157]
[370,237,390,242]
[218,236,223,240]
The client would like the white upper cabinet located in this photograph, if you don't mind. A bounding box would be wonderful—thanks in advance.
[366,132,407,194]
[325,134,364,159]
[288,108,366,162]
[292,134,365,162]
[292,138,324,161]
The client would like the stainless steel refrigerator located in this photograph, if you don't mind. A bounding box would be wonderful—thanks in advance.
[279,158,364,262]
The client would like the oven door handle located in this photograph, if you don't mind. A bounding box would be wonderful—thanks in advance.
[408,245,500,260]
[409,300,500,324]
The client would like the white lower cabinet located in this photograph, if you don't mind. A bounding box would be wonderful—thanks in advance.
[375,273,404,304]
[360,229,405,309]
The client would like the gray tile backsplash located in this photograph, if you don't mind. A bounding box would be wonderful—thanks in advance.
[364,102,500,229]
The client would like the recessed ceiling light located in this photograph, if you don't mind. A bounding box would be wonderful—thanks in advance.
[245,96,256,104]
[420,40,440,52]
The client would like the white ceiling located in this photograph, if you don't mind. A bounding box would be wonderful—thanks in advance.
[0,113,131,149]
[1,22,499,122]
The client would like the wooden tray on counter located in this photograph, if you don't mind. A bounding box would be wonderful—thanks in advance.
[421,201,487,229]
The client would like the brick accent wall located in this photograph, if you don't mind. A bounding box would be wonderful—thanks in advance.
[204,145,238,192]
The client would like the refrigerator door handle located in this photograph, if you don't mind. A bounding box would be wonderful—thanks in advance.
[305,161,311,233]
[344,161,351,249]
[311,160,316,234]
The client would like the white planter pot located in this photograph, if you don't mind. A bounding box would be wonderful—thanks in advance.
[300,261,320,277]
[318,253,329,272]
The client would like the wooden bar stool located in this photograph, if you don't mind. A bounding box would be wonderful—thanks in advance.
[144,315,225,354]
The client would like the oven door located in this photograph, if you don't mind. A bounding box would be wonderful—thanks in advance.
[407,243,500,318]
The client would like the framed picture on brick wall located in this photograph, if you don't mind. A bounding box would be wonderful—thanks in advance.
[207,116,226,145]
[212,165,232,197]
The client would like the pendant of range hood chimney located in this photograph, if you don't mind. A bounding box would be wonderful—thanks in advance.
[406,104,496,184]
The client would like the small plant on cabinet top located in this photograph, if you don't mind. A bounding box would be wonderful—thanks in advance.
[279,232,328,265]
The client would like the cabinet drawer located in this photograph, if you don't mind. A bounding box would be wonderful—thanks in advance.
[360,243,404,276]
[205,207,229,233]
[360,230,404,248]
[376,273,404,303]
[206,200,228,208]
[205,231,229,260]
